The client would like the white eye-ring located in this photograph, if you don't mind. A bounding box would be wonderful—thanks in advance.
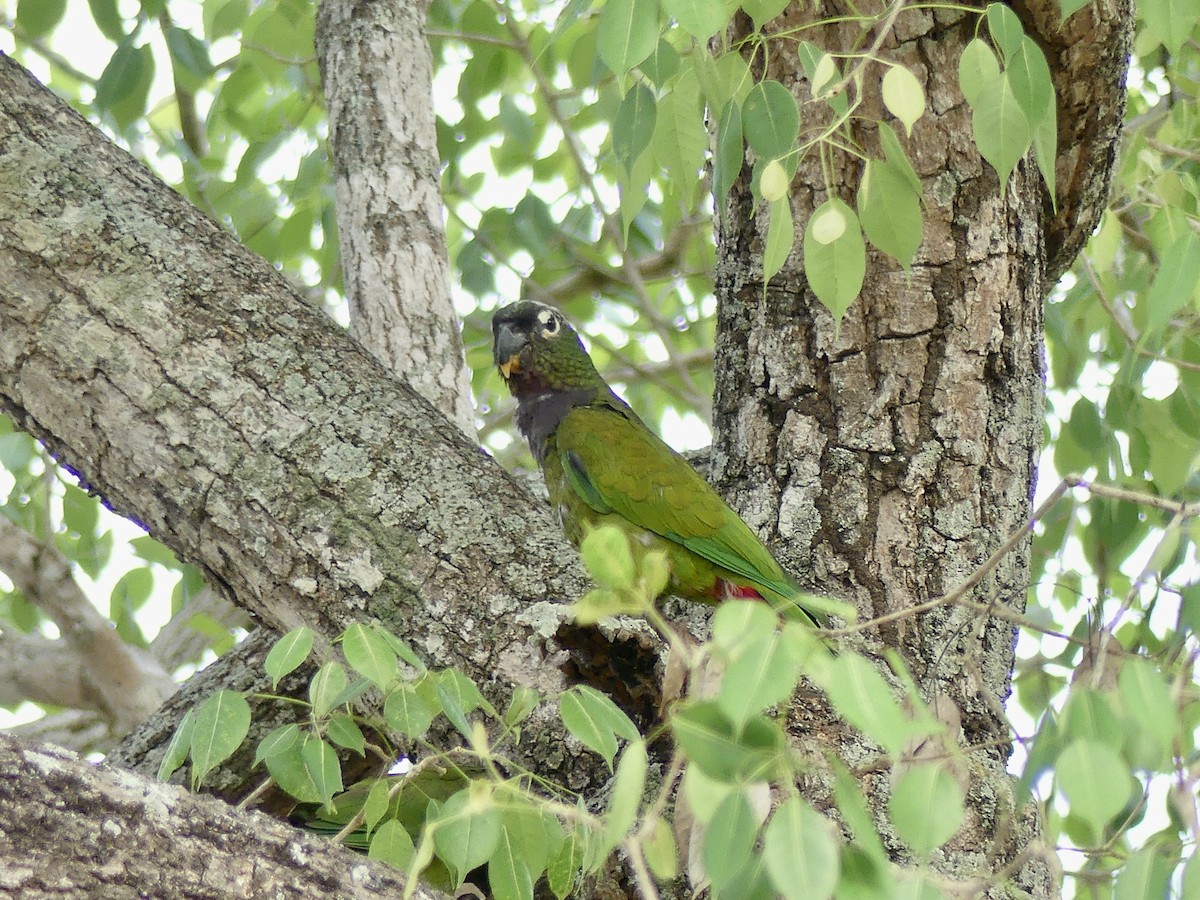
[538,310,560,336]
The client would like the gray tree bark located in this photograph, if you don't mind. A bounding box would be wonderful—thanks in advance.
[0,733,446,899]
[316,0,476,436]
[710,1,1128,896]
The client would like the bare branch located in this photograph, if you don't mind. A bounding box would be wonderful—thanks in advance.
[0,519,174,732]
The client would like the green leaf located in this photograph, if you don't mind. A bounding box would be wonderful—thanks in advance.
[1115,845,1174,900]
[704,789,759,890]
[62,484,100,537]
[742,79,800,159]
[94,41,154,131]
[802,198,865,323]
[1145,230,1200,332]
[679,763,735,823]
[985,2,1026,60]
[858,159,923,269]
[603,739,648,851]
[651,71,706,184]
[822,653,910,755]
[671,701,783,780]
[579,525,637,590]
[613,83,657,174]
[1117,657,1175,768]
[504,685,541,728]
[17,0,67,38]
[877,122,923,197]
[433,789,503,883]
[970,74,1032,194]
[763,797,839,900]
[1056,738,1132,839]
[165,25,215,91]
[87,0,126,41]
[309,660,349,719]
[265,737,324,804]
[189,690,251,789]
[881,65,925,136]
[362,778,391,834]
[326,714,366,756]
[642,817,677,881]
[302,737,343,809]
[342,623,398,691]
[661,0,729,39]
[368,818,416,869]
[439,668,486,717]
[254,723,302,767]
[711,599,778,655]
[832,761,886,860]
[742,0,790,30]
[759,159,789,202]
[958,38,1000,108]
[1006,36,1054,127]
[1182,852,1200,900]
[1032,98,1058,201]
[700,50,754,109]
[157,708,195,782]
[712,99,744,217]
[1058,0,1090,19]
[264,626,313,689]
[639,39,680,86]
[889,763,965,855]
[597,0,659,76]
[547,824,586,899]
[763,196,795,283]
[489,827,535,900]
[560,688,620,768]
[129,534,177,566]
[205,0,249,39]
[718,634,801,729]
[384,684,436,739]
[1060,687,1121,747]
[500,801,557,880]
[1139,0,1199,55]
[377,628,426,671]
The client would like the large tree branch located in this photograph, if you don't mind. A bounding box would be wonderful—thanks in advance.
[0,733,446,899]
[0,51,658,800]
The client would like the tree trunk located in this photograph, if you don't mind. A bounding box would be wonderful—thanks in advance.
[711,1,1127,895]
[316,0,476,436]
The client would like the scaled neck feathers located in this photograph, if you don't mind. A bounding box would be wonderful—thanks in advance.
[514,387,625,462]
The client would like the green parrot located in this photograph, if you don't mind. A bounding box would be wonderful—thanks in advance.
[492,300,843,628]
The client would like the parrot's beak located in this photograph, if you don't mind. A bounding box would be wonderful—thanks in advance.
[493,322,528,380]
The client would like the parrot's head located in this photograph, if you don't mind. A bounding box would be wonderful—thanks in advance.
[492,301,603,396]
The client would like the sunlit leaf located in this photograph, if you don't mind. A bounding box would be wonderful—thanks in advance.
[763,797,839,900]
[802,199,865,323]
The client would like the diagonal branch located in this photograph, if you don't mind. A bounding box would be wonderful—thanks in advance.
[0,733,447,899]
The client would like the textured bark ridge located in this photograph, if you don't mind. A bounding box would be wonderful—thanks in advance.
[316,0,476,435]
[710,2,1127,896]
[0,734,446,900]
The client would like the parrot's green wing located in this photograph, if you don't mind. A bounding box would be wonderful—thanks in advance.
[554,404,798,599]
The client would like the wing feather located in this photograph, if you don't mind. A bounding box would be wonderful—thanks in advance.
[553,405,792,593]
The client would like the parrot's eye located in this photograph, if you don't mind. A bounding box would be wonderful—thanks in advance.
[538,310,560,337]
